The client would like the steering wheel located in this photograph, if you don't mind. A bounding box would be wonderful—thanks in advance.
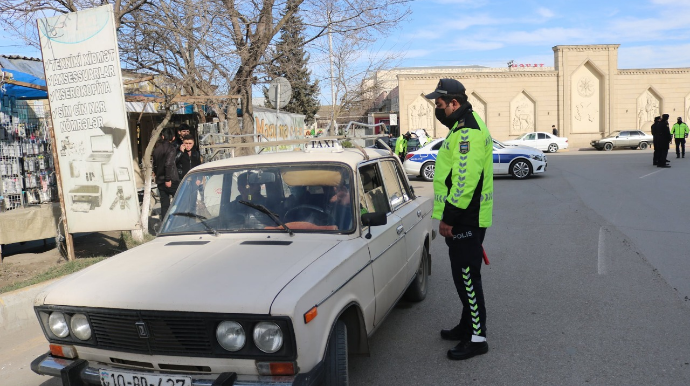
[284,204,333,226]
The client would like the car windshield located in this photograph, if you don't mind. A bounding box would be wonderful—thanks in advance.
[606,131,621,138]
[160,163,355,235]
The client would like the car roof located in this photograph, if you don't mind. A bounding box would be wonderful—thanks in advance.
[194,146,393,172]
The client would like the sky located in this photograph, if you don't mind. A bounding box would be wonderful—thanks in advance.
[371,0,690,70]
[2,0,690,87]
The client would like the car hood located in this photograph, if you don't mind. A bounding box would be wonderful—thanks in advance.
[39,237,339,314]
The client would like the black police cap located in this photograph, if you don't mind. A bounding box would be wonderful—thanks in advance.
[425,79,466,99]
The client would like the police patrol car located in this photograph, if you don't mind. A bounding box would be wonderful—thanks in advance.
[403,138,547,181]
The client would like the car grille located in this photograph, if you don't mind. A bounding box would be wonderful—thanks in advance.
[89,311,213,356]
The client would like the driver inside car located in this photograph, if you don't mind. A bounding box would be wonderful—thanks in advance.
[224,171,272,228]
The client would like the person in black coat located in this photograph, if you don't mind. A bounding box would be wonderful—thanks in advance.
[152,128,180,219]
[652,115,672,168]
[176,134,202,179]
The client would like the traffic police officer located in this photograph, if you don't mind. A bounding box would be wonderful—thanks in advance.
[394,132,408,162]
[425,79,494,360]
[671,117,689,158]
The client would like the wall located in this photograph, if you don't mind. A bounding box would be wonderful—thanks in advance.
[397,44,690,147]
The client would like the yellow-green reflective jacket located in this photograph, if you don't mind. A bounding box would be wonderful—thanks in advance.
[432,111,493,228]
[672,123,689,139]
[395,135,407,155]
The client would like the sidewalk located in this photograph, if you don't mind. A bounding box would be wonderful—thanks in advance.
[0,280,56,338]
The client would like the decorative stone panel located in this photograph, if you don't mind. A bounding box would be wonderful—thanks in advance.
[469,92,487,124]
[510,91,535,135]
[637,89,661,131]
[685,92,690,123]
[570,61,603,133]
[407,95,434,132]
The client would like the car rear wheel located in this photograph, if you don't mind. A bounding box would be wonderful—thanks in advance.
[509,159,532,179]
[547,143,558,153]
[604,142,614,151]
[639,142,649,150]
[404,245,429,302]
[421,162,435,182]
[323,321,348,386]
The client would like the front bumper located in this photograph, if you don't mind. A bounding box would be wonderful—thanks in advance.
[31,353,323,386]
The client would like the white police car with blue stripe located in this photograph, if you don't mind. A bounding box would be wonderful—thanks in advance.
[403,138,547,181]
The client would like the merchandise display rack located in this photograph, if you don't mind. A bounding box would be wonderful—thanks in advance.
[0,101,58,212]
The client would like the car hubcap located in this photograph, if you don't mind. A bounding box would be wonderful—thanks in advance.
[424,164,435,179]
[549,145,557,152]
[514,162,529,178]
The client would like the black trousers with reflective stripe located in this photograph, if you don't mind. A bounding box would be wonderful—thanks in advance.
[445,225,487,339]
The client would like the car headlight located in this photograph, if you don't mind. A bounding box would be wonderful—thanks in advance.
[530,154,543,161]
[48,312,69,338]
[253,322,283,353]
[216,321,246,351]
[70,314,92,340]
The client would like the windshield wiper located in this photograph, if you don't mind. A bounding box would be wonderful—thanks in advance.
[238,200,294,236]
[169,212,219,237]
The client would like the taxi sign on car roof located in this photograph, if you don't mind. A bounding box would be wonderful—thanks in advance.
[303,139,343,153]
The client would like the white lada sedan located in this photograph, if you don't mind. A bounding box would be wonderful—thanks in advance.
[403,138,547,181]
[31,139,433,386]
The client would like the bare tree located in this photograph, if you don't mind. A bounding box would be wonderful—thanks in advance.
[0,0,148,49]
[210,0,411,152]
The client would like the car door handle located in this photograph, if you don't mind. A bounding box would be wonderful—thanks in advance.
[417,210,422,217]
[396,225,404,235]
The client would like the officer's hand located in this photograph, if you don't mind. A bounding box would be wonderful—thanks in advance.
[439,220,453,238]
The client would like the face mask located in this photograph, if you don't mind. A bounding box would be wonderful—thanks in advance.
[435,107,447,122]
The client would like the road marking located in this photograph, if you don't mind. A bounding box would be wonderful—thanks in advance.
[639,170,664,179]
[598,227,607,275]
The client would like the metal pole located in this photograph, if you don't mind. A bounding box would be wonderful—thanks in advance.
[328,18,336,136]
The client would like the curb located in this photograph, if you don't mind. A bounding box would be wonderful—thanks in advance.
[0,279,57,337]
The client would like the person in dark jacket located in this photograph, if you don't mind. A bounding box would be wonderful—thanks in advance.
[153,128,180,219]
[176,135,202,179]
[652,115,672,168]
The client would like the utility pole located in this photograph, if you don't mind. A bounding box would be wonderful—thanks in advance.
[328,10,336,136]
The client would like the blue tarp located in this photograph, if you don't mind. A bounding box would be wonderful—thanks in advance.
[1,68,47,100]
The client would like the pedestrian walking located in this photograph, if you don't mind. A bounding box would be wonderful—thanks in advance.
[153,128,180,219]
[552,124,558,136]
[425,78,494,361]
[671,117,689,158]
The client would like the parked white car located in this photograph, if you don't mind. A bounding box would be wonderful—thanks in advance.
[403,138,547,181]
[31,139,434,386]
[503,131,569,153]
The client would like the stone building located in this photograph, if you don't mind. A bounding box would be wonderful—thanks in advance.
[395,44,690,146]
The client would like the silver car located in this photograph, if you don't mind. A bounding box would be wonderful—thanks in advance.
[590,130,654,151]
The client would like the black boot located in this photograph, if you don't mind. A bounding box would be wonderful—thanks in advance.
[447,340,489,360]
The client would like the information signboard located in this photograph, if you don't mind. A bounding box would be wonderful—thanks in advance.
[38,5,140,232]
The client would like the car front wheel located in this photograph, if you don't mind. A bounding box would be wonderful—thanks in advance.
[404,245,429,302]
[639,142,649,150]
[323,321,348,386]
[420,162,435,182]
[510,159,532,179]
[604,142,614,151]
[547,143,559,153]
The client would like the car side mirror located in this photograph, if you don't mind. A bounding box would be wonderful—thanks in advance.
[362,212,387,239]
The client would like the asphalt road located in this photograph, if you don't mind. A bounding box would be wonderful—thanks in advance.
[349,149,690,385]
[3,149,690,385]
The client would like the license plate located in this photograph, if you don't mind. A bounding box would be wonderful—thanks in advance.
[100,369,192,386]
